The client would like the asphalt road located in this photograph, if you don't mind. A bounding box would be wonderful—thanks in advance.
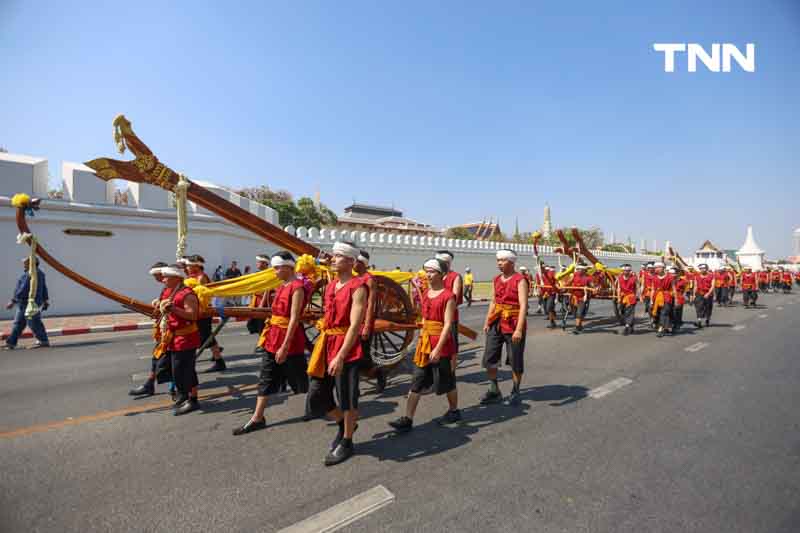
[1,292,799,532]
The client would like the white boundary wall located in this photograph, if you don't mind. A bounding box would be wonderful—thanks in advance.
[1,152,660,318]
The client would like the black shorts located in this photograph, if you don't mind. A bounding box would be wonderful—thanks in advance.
[258,352,309,396]
[359,337,375,370]
[151,352,173,384]
[482,321,525,374]
[197,317,217,348]
[410,358,456,395]
[543,294,556,314]
[307,361,361,416]
[575,300,589,319]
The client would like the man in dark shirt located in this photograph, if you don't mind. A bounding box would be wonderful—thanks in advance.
[4,258,50,349]
[225,261,242,279]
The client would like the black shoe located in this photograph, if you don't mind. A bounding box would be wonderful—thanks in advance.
[705,320,710,327]
[375,369,387,394]
[233,418,267,436]
[696,320,703,329]
[174,398,199,416]
[656,330,664,338]
[622,327,629,336]
[388,416,413,432]
[480,390,503,405]
[437,409,461,425]
[572,329,580,335]
[173,395,189,408]
[504,391,521,406]
[202,358,226,373]
[129,380,155,396]
[330,423,359,451]
[324,441,354,466]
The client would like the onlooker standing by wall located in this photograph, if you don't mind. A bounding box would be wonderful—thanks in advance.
[213,265,223,282]
[4,258,50,350]
[225,261,243,304]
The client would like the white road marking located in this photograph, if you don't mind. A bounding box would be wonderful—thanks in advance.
[684,342,709,353]
[776,306,784,310]
[278,485,395,533]
[732,324,746,331]
[138,355,151,360]
[134,341,152,346]
[589,377,633,399]
[759,314,768,318]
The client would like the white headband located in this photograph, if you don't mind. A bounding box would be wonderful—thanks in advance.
[177,258,189,265]
[184,260,204,267]
[496,249,517,262]
[256,255,270,263]
[423,259,443,272]
[654,262,665,268]
[519,266,528,271]
[576,265,587,270]
[161,266,186,278]
[332,241,359,259]
[435,252,453,263]
[357,254,369,265]
[271,256,296,268]
[148,267,164,276]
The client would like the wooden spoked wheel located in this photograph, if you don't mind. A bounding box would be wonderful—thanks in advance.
[370,276,416,367]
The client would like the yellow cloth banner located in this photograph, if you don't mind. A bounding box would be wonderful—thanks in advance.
[307,319,349,379]
[413,320,444,368]
[257,315,290,348]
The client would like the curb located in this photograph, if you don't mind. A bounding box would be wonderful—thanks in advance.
[0,316,246,342]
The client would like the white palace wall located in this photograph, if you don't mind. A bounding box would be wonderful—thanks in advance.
[1,152,660,318]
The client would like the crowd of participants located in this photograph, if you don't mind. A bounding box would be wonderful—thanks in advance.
[128,243,797,465]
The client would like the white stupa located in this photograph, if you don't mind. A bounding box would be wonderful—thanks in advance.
[736,225,765,271]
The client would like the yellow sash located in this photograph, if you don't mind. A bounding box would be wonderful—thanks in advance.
[651,291,666,318]
[307,319,349,378]
[152,323,198,359]
[257,315,290,348]
[413,320,444,368]
[487,303,520,326]
[621,293,636,306]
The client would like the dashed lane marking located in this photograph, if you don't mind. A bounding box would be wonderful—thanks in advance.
[278,485,395,533]
[759,314,768,318]
[732,324,746,331]
[776,306,784,310]
[589,377,633,399]
[684,342,709,353]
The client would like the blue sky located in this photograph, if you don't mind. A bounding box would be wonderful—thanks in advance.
[1,0,798,257]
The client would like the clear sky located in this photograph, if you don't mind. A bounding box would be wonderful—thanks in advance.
[1,0,798,257]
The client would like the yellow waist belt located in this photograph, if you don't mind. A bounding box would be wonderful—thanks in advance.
[487,303,520,326]
[413,320,444,368]
[651,291,667,317]
[257,315,290,348]
[307,319,349,378]
[152,323,198,359]
[621,293,636,306]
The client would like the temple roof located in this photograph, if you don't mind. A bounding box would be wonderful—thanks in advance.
[696,240,722,253]
[736,225,764,255]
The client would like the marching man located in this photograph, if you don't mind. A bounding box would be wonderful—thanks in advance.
[615,264,638,336]
[740,266,758,308]
[693,263,715,328]
[569,264,592,334]
[671,266,689,334]
[354,249,386,393]
[233,251,310,436]
[184,255,226,372]
[539,265,559,329]
[389,258,460,432]
[480,249,528,406]
[650,262,676,338]
[305,241,367,466]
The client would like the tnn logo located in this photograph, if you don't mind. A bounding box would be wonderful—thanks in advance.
[653,43,755,72]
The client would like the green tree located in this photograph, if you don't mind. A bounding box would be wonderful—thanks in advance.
[445,227,475,240]
[239,186,338,228]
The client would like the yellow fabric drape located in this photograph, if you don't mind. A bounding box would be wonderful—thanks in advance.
[413,320,444,368]
[257,315,290,348]
[651,291,666,318]
[306,319,349,378]
[487,303,520,326]
[621,293,637,306]
[152,323,198,359]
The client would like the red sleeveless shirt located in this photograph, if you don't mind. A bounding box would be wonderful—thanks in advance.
[422,288,456,359]
[167,286,201,351]
[493,272,525,334]
[618,274,637,298]
[323,276,367,364]
[264,278,309,355]
[443,271,463,306]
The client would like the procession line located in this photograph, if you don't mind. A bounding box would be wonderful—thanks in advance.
[278,485,395,533]
[589,377,633,399]
[0,383,259,440]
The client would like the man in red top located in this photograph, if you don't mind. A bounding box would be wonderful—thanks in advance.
[771,268,782,292]
[389,258,460,432]
[650,262,676,338]
[157,264,202,415]
[758,269,769,293]
[740,266,758,308]
[713,267,729,306]
[306,241,367,466]
[639,263,655,317]
[726,266,738,306]
[129,262,176,398]
[569,264,593,334]
[354,250,386,393]
[246,253,272,340]
[519,266,534,315]
[481,249,528,406]
[615,264,638,336]
[233,251,309,436]
[436,250,463,376]
[185,255,227,373]
[670,267,689,333]
[795,271,800,288]
[539,265,559,329]
[694,263,715,328]
[781,268,793,293]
